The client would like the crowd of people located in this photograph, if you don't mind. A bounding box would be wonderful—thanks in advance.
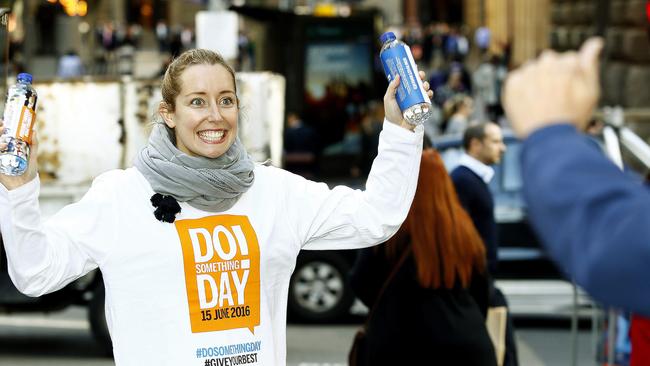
[49,19,196,79]
[91,20,195,77]
[405,22,510,141]
[284,22,512,185]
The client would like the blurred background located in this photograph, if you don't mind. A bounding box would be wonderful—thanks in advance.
[0,0,649,365]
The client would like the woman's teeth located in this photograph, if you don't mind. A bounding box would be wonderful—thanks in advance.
[198,130,224,142]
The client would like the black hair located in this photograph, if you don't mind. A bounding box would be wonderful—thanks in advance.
[462,122,491,151]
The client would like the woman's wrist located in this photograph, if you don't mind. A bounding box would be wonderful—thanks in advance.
[399,119,416,131]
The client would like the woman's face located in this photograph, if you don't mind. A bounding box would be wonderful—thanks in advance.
[162,64,238,159]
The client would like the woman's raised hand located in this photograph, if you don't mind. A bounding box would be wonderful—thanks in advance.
[0,119,39,190]
[383,71,433,131]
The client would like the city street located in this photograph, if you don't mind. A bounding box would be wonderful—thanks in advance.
[0,307,598,366]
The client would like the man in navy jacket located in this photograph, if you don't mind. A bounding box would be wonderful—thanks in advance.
[451,122,518,365]
[451,122,506,275]
[503,38,650,315]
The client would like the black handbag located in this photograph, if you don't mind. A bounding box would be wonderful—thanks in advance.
[348,247,411,366]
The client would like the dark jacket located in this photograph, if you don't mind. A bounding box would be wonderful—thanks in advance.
[451,166,499,274]
[522,124,650,316]
[349,247,497,365]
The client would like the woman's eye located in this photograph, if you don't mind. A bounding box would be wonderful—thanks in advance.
[190,98,205,106]
[219,97,235,107]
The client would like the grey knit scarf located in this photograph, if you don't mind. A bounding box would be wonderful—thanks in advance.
[133,123,255,212]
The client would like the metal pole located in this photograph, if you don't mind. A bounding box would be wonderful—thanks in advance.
[570,281,578,366]
[601,106,626,366]
[607,309,617,366]
[592,304,600,363]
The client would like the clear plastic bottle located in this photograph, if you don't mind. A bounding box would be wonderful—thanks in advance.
[0,73,38,176]
[379,31,432,126]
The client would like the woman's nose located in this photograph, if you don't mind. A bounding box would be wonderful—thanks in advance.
[207,103,224,121]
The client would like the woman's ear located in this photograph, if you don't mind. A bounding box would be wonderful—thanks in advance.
[159,102,175,128]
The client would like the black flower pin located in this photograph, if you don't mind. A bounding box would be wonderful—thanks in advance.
[150,193,181,223]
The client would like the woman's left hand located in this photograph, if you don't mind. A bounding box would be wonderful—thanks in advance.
[383,70,433,131]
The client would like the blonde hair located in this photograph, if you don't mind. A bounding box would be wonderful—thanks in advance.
[160,49,237,111]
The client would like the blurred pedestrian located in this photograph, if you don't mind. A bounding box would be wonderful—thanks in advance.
[357,101,384,175]
[123,24,142,48]
[444,26,460,61]
[502,37,650,315]
[169,27,183,58]
[284,112,316,154]
[456,27,470,61]
[434,68,468,107]
[350,149,497,366]
[156,20,169,53]
[475,26,491,55]
[443,95,474,135]
[237,31,255,71]
[283,111,317,177]
[98,21,117,53]
[0,49,431,365]
[450,122,518,366]
[96,22,117,75]
[421,24,435,69]
[473,54,500,122]
[57,50,84,79]
[181,27,194,50]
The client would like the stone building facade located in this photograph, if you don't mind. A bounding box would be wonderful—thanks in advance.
[552,0,650,109]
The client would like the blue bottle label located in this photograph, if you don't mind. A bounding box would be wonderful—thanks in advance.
[380,44,431,111]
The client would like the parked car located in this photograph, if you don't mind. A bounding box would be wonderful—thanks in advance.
[433,132,593,318]
[287,131,594,322]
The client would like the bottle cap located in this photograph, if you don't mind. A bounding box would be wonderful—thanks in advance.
[17,73,32,84]
[379,31,396,44]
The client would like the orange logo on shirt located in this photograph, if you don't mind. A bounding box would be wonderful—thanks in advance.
[175,215,260,334]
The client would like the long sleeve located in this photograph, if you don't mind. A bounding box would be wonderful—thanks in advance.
[0,173,117,297]
[285,120,423,250]
[521,124,650,315]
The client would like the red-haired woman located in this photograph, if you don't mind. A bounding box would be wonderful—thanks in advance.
[350,149,497,365]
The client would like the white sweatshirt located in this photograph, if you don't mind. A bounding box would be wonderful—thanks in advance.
[0,121,423,365]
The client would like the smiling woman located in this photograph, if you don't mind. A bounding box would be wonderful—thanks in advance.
[133,50,255,214]
[156,50,239,157]
[159,62,239,159]
[0,47,430,366]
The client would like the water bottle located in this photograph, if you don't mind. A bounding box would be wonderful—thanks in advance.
[0,73,38,176]
[379,31,432,125]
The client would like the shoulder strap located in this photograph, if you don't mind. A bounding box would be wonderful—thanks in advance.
[364,246,412,324]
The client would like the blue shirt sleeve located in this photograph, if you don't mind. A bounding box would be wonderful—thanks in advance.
[521,124,650,315]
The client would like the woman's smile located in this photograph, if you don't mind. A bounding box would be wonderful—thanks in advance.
[197,129,226,144]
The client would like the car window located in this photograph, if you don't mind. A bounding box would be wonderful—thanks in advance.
[490,141,526,221]
[439,147,463,172]
[501,142,523,192]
